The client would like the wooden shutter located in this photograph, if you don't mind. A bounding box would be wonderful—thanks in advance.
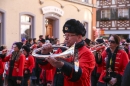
[96,10,101,21]
[111,8,117,20]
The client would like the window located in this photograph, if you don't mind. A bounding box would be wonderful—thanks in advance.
[82,0,88,3]
[21,15,32,40]
[0,12,2,45]
[101,10,111,19]
[118,9,129,18]
[83,22,88,37]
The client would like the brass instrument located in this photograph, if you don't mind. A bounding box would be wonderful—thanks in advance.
[32,44,73,59]
[32,43,80,72]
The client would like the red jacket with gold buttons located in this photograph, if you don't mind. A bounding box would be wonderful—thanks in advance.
[2,54,25,80]
[24,55,35,73]
[40,46,95,86]
[98,49,129,83]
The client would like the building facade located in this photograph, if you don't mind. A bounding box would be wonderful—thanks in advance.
[0,0,96,48]
[96,0,130,39]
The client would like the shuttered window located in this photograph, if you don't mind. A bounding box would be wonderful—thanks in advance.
[101,10,111,19]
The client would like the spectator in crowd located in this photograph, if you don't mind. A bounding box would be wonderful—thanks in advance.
[33,38,37,44]
[39,35,44,41]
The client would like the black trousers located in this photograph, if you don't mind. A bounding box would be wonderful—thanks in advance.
[8,78,22,86]
[22,74,30,86]
[91,75,98,86]
[0,75,3,86]
[97,82,106,86]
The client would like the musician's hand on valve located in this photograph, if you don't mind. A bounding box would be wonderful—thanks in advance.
[42,43,53,54]
[46,56,64,68]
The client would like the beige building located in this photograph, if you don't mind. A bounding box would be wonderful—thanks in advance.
[0,0,96,48]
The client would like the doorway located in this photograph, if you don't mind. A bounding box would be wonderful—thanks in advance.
[45,18,53,37]
[44,14,60,39]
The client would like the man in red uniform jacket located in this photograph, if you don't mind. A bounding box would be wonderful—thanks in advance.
[36,19,95,86]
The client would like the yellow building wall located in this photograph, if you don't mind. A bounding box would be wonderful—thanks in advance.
[0,0,95,48]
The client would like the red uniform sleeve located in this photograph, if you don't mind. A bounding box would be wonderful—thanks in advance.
[120,50,129,75]
[2,55,11,62]
[17,54,25,80]
[28,55,35,73]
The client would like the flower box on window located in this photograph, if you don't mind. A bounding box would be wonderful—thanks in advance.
[101,17,110,21]
[118,16,129,20]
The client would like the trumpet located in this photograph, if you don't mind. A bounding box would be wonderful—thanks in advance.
[91,46,105,53]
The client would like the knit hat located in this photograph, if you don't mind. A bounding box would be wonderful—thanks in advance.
[14,42,23,50]
[21,38,27,42]
[22,45,30,53]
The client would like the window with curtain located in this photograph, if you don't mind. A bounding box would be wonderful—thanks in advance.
[118,8,129,18]
[21,15,32,40]
[101,10,111,19]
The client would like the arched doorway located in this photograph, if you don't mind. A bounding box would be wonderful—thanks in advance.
[43,14,60,39]
[42,6,64,39]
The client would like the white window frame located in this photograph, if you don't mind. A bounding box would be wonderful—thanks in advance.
[101,10,111,19]
[21,15,32,40]
[118,8,129,18]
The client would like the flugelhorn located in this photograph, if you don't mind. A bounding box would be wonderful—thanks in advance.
[32,44,74,59]
[32,43,80,72]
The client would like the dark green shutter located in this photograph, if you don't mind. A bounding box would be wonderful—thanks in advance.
[111,8,117,20]
[96,10,101,21]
